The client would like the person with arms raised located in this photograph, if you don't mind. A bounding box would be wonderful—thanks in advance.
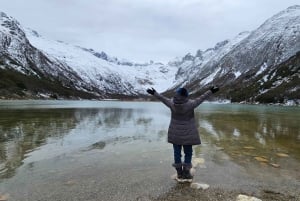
[146,86,219,182]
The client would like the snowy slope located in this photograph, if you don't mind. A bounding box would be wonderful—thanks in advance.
[219,5,300,73]
[0,12,30,72]
[170,5,300,93]
[1,5,299,102]
[171,31,250,89]
[25,29,178,94]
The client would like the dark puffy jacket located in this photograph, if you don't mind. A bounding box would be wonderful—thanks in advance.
[153,90,212,145]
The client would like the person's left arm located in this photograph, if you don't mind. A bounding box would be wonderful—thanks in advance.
[190,86,219,108]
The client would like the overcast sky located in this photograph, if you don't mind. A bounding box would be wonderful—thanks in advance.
[1,0,299,63]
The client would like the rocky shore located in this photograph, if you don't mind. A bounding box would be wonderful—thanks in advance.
[154,184,299,201]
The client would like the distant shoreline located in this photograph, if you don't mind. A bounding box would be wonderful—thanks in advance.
[0,98,299,107]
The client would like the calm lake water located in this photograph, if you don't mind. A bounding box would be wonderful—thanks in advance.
[0,100,299,200]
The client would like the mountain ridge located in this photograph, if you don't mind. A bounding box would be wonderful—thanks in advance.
[165,5,300,105]
[0,6,299,104]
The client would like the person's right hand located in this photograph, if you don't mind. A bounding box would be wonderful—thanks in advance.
[146,88,156,95]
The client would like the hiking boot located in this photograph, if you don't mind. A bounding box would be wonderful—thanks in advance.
[182,163,193,182]
[172,163,184,182]
[175,167,184,181]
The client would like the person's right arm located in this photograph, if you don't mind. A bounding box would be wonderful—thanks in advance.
[153,92,173,108]
[146,88,173,108]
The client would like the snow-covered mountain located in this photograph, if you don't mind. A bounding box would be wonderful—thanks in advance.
[1,11,177,99]
[0,12,99,99]
[0,5,299,103]
[172,31,251,87]
[173,5,300,84]
[166,5,300,103]
[25,29,177,95]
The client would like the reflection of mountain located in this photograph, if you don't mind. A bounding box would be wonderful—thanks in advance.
[0,107,157,180]
[198,107,300,160]
[0,109,80,179]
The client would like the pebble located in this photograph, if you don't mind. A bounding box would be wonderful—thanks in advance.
[0,193,9,201]
[270,163,280,168]
[190,183,209,190]
[276,153,289,157]
[254,156,268,163]
[64,180,77,186]
[236,194,262,201]
[243,146,255,150]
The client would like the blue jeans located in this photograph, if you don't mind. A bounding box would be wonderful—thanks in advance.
[173,144,193,165]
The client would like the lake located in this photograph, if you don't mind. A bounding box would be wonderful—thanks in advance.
[0,100,299,200]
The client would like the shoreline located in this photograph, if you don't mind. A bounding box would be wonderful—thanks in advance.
[1,174,298,201]
[0,98,299,107]
[0,145,299,200]
[153,184,300,201]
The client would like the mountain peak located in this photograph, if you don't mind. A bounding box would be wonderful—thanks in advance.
[0,11,26,40]
[272,4,300,19]
[0,11,10,20]
[286,5,300,10]
[182,53,195,61]
[0,11,16,23]
[0,11,7,17]
[214,40,230,50]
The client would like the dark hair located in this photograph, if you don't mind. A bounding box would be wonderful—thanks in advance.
[176,87,189,97]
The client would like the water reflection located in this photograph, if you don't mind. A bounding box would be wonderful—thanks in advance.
[0,109,79,179]
[198,105,300,169]
[0,101,299,184]
[0,106,167,180]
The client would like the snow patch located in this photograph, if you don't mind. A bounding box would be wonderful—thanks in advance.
[234,71,241,78]
[200,68,221,85]
[256,62,268,76]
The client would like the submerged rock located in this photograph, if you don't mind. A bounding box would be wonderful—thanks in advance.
[64,180,77,186]
[90,141,106,149]
[236,194,262,201]
[254,156,268,162]
[190,183,209,190]
[84,141,106,151]
[276,153,289,157]
[270,163,280,168]
[243,146,255,150]
[192,157,205,167]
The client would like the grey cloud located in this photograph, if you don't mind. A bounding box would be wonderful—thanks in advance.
[1,0,300,62]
